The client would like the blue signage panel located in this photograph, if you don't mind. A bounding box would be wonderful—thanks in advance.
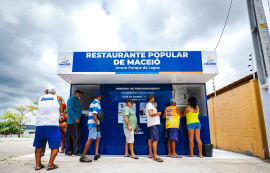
[72,51,203,74]
[77,84,210,155]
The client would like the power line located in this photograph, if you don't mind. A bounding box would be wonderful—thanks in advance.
[214,0,233,51]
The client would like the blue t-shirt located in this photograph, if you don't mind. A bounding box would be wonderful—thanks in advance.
[88,99,101,128]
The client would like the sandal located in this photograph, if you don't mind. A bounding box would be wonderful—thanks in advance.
[35,164,45,170]
[131,155,139,159]
[153,157,163,162]
[47,164,58,171]
[124,155,131,157]
[171,155,182,158]
[94,154,100,160]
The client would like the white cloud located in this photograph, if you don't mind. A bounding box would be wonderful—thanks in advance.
[1,0,269,122]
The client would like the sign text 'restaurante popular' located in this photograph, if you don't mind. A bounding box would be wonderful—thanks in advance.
[86,52,188,66]
[72,51,203,73]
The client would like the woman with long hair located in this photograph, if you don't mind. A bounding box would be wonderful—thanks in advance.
[182,96,203,158]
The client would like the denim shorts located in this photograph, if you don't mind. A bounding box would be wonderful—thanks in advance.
[88,127,101,139]
[187,122,201,130]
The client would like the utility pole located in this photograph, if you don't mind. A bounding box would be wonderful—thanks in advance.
[246,0,270,158]
[212,78,216,97]
[248,53,255,80]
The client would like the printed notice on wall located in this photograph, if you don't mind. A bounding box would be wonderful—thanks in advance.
[139,102,157,123]
[118,102,136,123]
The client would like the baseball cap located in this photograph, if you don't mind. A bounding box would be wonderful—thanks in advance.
[94,91,101,97]
[75,89,84,94]
[147,94,156,100]
[126,98,134,104]
[46,86,55,93]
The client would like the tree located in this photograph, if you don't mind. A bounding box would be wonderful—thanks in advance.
[0,122,25,137]
[0,102,37,138]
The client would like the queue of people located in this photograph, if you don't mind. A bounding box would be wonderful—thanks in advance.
[33,86,202,170]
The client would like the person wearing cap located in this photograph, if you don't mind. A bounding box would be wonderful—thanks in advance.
[66,89,88,157]
[123,99,139,159]
[33,86,63,170]
[163,98,183,158]
[145,94,163,162]
[80,91,102,162]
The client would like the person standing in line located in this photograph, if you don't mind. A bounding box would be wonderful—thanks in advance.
[59,103,67,153]
[182,96,203,158]
[146,94,163,162]
[33,86,63,170]
[66,89,88,157]
[163,98,182,158]
[123,99,139,159]
[80,91,102,162]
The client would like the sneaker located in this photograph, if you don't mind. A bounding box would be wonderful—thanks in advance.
[72,153,82,157]
[94,154,100,160]
[79,156,92,162]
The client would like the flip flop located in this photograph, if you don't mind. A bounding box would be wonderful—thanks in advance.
[35,165,45,170]
[124,155,131,157]
[171,155,182,158]
[153,157,163,162]
[167,156,171,157]
[131,156,139,159]
[187,155,194,157]
[149,156,153,159]
[47,164,58,171]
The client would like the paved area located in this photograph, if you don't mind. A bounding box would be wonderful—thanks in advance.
[1,139,270,173]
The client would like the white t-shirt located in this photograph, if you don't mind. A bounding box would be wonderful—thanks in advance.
[36,94,60,126]
[146,102,160,127]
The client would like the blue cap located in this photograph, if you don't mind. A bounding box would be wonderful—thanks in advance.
[94,91,101,97]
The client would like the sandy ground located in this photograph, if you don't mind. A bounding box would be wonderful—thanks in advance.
[1,139,270,173]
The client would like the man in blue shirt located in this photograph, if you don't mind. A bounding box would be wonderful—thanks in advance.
[80,91,102,162]
[66,90,88,156]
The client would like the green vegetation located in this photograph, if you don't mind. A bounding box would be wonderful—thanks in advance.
[0,102,37,138]
[0,122,25,137]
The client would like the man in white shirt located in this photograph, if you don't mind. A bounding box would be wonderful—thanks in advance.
[33,86,63,170]
[145,94,163,162]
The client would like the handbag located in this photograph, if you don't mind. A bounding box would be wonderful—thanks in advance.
[97,109,105,122]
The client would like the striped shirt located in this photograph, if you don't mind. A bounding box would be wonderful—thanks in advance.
[88,99,101,128]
